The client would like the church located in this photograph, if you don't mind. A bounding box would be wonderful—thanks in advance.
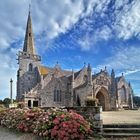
[16,11,134,111]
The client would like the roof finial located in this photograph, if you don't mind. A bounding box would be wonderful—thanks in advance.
[29,1,31,14]
[84,62,86,67]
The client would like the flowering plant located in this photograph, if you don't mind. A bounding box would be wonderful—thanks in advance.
[0,108,92,140]
[51,110,92,140]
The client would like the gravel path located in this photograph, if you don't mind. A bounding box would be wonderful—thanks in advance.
[102,110,140,125]
[0,126,40,140]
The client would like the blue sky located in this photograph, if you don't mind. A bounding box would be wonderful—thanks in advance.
[0,0,140,99]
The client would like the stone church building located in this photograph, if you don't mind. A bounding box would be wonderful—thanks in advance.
[16,11,133,111]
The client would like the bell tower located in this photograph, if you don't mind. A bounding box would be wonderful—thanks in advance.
[16,9,41,100]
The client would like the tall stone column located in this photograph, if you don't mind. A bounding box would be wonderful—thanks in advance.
[71,70,74,107]
[10,79,13,104]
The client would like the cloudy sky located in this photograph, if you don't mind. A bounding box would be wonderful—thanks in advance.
[0,0,140,99]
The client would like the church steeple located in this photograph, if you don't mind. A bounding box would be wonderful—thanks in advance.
[23,7,35,55]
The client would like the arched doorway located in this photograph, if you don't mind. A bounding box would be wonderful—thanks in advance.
[95,87,110,111]
[96,92,105,110]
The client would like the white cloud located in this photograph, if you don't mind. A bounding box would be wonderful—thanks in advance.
[76,0,140,50]
[114,0,140,40]
[0,50,17,99]
[98,46,140,75]
[77,25,112,51]
[32,0,93,39]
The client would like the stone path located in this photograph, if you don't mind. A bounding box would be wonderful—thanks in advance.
[0,126,39,140]
[102,110,140,124]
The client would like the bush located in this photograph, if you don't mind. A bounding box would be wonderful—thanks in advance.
[50,111,92,140]
[0,104,5,111]
[0,108,92,140]
[85,97,98,106]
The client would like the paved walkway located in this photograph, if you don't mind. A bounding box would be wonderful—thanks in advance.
[0,127,39,140]
[102,110,140,125]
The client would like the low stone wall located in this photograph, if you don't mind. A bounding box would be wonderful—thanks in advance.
[43,106,103,134]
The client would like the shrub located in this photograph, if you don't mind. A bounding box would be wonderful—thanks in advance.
[85,97,98,106]
[50,111,92,140]
[0,108,92,140]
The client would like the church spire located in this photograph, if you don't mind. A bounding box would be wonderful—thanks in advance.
[23,6,35,55]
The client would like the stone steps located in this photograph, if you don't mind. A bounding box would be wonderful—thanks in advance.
[103,133,140,137]
[103,124,140,128]
[103,124,140,138]
[104,128,140,133]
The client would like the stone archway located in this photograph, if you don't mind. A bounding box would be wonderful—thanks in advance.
[96,92,105,110]
[95,87,110,111]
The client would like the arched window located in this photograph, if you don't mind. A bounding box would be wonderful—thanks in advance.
[59,90,61,102]
[119,86,127,103]
[29,63,33,71]
[54,89,62,102]
[54,89,57,102]
[77,95,81,106]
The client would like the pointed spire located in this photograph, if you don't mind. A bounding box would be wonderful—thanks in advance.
[87,63,91,71]
[72,69,74,82]
[83,62,86,68]
[29,3,31,13]
[55,61,61,70]
[23,6,35,55]
[104,66,107,71]
[128,82,131,87]
[87,63,92,85]
[111,69,115,76]
[111,69,115,82]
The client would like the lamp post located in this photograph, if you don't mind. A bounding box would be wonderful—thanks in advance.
[10,78,13,104]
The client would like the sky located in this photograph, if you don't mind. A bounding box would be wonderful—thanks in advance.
[0,0,140,100]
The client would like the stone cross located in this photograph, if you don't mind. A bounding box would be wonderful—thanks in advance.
[10,79,13,104]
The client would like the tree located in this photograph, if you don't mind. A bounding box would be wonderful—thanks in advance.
[3,98,11,107]
[133,96,140,107]
[0,100,3,104]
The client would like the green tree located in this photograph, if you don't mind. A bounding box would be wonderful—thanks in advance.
[0,100,3,104]
[3,98,11,107]
[133,96,140,107]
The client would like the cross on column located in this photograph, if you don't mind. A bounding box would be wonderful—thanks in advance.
[10,78,13,104]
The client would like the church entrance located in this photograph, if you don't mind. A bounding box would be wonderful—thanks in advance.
[95,87,110,111]
[96,92,105,110]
